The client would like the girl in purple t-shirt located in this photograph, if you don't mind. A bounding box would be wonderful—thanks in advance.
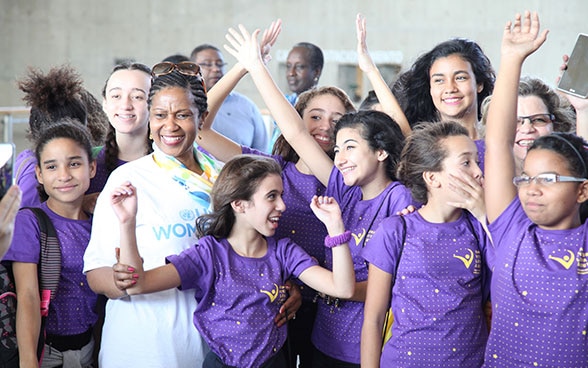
[361,121,491,367]
[4,121,98,367]
[110,155,356,368]
[222,20,414,366]
[485,12,588,367]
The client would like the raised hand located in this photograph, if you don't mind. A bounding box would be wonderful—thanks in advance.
[356,13,377,74]
[446,171,486,222]
[224,24,264,72]
[110,181,137,224]
[310,195,345,235]
[260,19,282,65]
[501,11,549,60]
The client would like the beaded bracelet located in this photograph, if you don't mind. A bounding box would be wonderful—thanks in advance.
[324,230,352,248]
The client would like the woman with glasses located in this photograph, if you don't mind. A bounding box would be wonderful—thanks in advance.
[480,76,576,175]
[485,12,588,367]
[190,43,269,152]
[84,61,223,367]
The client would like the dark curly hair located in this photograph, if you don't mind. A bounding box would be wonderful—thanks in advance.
[17,65,87,143]
[402,38,495,127]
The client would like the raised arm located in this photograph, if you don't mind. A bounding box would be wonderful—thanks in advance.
[197,20,282,162]
[110,182,181,295]
[224,24,334,186]
[356,14,410,137]
[485,11,548,223]
[297,196,355,298]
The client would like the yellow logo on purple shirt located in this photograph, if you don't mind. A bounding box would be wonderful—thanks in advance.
[352,229,366,246]
[453,248,482,274]
[260,283,287,304]
[548,250,575,270]
[453,249,475,269]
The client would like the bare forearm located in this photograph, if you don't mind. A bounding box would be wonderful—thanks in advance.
[361,319,384,368]
[86,267,127,299]
[365,68,411,137]
[16,294,41,367]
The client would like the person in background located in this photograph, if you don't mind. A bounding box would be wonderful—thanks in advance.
[191,44,269,152]
[480,76,576,175]
[269,42,324,148]
[162,54,190,64]
[86,62,153,197]
[15,65,108,208]
[398,37,495,171]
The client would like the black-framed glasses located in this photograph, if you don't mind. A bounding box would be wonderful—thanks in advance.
[151,61,202,77]
[512,173,587,187]
[198,62,227,70]
[516,113,555,128]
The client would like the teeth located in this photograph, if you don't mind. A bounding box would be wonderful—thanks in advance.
[518,139,534,147]
[315,135,330,142]
[162,136,183,143]
[269,217,280,222]
[118,114,135,119]
[340,167,353,174]
[444,98,460,103]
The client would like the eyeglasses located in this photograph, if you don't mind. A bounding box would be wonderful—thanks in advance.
[512,173,587,187]
[198,62,227,70]
[516,113,555,128]
[151,61,202,77]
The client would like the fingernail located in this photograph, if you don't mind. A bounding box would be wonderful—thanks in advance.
[131,280,137,285]
[128,267,135,272]
[133,274,139,279]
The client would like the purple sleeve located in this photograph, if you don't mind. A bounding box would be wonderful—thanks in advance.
[3,209,40,262]
[325,166,346,201]
[361,216,404,276]
[275,238,318,278]
[166,238,214,296]
[15,150,42,208]
[488,197,529,250]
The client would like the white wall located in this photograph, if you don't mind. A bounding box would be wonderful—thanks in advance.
[1,0,586,151]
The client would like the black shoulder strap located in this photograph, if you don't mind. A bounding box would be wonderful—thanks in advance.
[23,208,61,307]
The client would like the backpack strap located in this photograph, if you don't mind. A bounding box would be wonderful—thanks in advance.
[22,207,61,317]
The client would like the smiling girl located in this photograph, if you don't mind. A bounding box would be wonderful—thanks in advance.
[222,20,414,366]
[361,121,491,367]
[5,120,98,367]
[484,11,588,367]
[110,155,355,368]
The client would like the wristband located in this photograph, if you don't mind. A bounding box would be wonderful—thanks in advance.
[324,230,351,248]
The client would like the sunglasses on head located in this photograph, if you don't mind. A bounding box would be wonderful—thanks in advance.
[151,61,202,77]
